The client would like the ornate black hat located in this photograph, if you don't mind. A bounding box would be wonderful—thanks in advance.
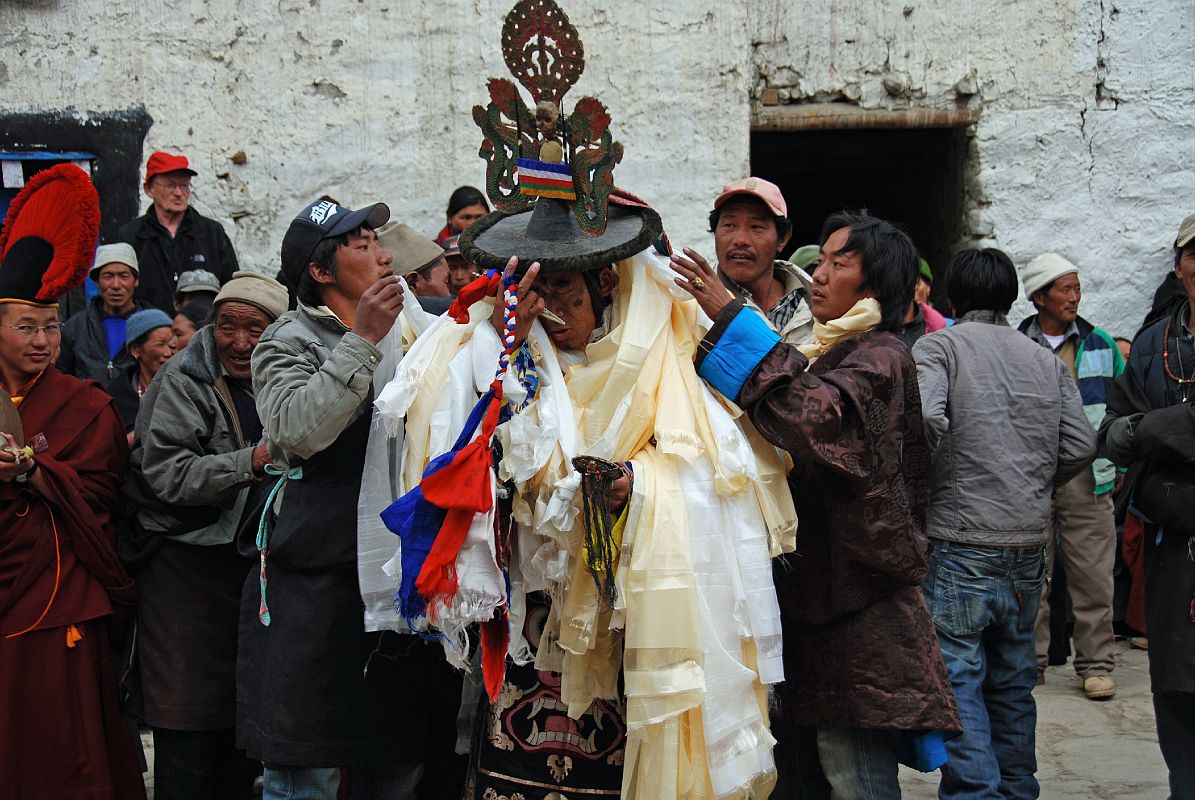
[0,164,100,306]
[458,0,662,274]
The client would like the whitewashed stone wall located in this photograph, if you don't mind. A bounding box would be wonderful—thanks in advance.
[752,0,1195,334]
[3,0,1191,334]
[0,0,751,282]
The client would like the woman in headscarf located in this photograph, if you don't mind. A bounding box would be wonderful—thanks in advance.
[108,308,175,444]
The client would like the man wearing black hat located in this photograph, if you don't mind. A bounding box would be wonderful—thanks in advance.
[237,198,454,799]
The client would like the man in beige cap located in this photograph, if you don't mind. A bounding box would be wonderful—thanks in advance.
[1099,210,1195,799]
[58,242,149,383]
[693,177,813,346]
[376,222,452,314]
[1138,212,1195,333]
[125,269,288,799]
[1017,252,1122,700]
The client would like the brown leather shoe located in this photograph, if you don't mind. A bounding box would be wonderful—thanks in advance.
[1083,674,1115,700]
[1129,636,1148,651]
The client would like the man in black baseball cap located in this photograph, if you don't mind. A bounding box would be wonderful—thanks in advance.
[239,197,455,797]
[278,198,391,297]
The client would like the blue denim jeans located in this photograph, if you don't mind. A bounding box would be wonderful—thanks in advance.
[922,541,1045,800]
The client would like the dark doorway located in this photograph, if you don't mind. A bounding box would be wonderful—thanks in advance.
[751,126,969,299]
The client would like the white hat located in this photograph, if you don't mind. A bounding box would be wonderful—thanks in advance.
[1021,252,1079,299]
[90,242,139,281]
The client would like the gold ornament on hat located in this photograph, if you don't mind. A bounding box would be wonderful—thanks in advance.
[473,0,623,235]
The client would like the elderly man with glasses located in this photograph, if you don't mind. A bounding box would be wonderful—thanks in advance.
[117,151,239,313]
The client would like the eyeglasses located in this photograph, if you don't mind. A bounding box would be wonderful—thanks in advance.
[3,323,62,338]
[154,180,192,192]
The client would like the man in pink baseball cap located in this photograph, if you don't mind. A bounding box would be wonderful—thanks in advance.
[692,177,814,346]
[116,151,239,314]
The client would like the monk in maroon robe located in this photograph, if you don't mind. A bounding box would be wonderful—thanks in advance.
[0,162,145,799]
[0,354,146,799]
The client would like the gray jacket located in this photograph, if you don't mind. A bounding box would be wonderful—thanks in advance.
[131,325,260,538]
[251,303,383,463]
[912,311,1097,547]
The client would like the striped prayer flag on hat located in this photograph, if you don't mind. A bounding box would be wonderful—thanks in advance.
[516,158,577,201]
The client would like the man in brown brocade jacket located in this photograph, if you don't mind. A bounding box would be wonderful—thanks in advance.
[672,211,960,800]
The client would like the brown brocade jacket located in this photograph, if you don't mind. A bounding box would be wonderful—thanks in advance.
[733,328,960,733]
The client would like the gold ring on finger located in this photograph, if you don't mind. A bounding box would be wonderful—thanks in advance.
[692,277,705,290]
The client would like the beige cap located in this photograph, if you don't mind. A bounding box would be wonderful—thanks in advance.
[214,271,289,321]
[1020,252,1079,299]
[1176,213,1195,248]
[376,221,444,275]
[90,242,139,280]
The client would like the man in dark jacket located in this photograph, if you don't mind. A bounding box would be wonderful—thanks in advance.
[127,271,286,800]
[673,211,961,799]
[1099,214,1195,800]
[240,198,454,800]
[913,249,1096,799]
[58,242,145,383]
[117,151,238,313]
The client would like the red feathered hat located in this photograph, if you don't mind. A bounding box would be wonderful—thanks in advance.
[0,164,101,306]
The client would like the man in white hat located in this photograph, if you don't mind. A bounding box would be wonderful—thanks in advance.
[58,242,148,384]
[1018,252,1123,700]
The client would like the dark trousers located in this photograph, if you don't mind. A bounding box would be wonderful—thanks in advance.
[1155,692,1195,800]
[772,719,901,800]
[153,727,258,800]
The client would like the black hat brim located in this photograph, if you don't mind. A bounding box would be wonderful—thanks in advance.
[459,202,661,274]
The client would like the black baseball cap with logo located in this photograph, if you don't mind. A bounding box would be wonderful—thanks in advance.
[279,199,390,288]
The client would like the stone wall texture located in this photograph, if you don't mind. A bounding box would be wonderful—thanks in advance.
[2,0,1191,334]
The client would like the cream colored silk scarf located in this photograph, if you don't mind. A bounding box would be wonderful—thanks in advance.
[796,297,882,361]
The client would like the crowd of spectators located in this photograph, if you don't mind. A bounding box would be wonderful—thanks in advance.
[1,149,1191,800]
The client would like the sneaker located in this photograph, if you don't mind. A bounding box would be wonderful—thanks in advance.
[1129,636,1148,651]
[1083,674,1115,700]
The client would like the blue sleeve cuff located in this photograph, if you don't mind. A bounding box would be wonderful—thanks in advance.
[697,307,780,400]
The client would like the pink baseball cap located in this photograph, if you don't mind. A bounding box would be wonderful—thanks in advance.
[713,177,787,218]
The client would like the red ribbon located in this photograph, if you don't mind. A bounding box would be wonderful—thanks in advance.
[447,272,503,324]
[415,381,504,603]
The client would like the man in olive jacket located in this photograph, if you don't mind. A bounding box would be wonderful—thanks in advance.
[239,198,456,800]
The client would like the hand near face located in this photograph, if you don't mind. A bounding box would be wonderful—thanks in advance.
[354,274,405,345]
[670,247,735,320]
[490,258,544,351]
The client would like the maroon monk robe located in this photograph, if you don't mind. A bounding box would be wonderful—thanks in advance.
[0,366,144,800]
